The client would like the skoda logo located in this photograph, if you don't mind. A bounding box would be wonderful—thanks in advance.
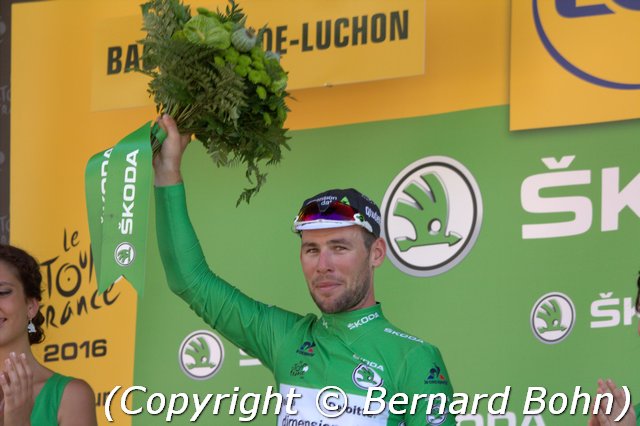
[427,403,447,425]
[381,156,483,277]
[531,292,576,344]
[114,242,135,267]
[179,330,224,380]
[352,364,383,390]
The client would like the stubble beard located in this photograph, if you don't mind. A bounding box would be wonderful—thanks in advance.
[311,269,372,314]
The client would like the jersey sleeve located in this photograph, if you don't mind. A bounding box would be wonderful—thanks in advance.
[398,344,457,426]
[155,183,303,371]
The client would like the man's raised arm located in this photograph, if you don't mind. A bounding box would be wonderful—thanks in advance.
[152,115,302,371]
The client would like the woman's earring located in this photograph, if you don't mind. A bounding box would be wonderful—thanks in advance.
[27,319,36,334]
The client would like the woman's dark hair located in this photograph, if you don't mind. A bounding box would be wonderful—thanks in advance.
[0,244,45,344]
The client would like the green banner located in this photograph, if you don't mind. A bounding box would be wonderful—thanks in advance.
[86,122,153,294]
[84,147,112,285]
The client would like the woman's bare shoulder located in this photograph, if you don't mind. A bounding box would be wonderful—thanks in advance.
[58,378,97,426]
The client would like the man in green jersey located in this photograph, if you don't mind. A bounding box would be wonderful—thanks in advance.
[154,115,456,426]
[588,274,639,426]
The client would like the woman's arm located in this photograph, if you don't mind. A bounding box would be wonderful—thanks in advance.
[58,379,97,426]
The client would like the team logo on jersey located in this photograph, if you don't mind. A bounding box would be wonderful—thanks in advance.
[290,361,310,377]
[427,403,448,425]
[296,341,316,356]
[381,156,483,277]
[179,330,224,380]
[424,363,448,385]
[352,363,384,389]
[114,242,135,266]
[531,292,576,344]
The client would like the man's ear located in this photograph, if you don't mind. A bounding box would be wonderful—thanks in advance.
[370,238,386,268]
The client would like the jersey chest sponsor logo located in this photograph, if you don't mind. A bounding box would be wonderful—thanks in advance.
[347,312,380,330]
[352,363,384,389]
[296,340,316,356]
[278,384,390,424]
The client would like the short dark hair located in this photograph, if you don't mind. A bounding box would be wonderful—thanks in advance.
[0,244,45,344]
[361,229,377,252]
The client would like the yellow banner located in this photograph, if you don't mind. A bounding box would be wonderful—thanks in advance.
[25,0,509,131]
[12,2,139,424]
[510,0,640,130]
[92,16,150,112]
[92,0,425,111]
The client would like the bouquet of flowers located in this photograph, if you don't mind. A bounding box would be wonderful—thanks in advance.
[139,0,290,204]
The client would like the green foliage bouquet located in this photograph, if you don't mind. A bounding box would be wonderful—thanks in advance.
[139,0,290,204]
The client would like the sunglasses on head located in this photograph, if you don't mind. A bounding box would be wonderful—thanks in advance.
[293,201,373,234]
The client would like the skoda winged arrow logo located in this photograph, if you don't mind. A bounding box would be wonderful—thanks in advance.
[427,403,448,425]
[114,242,135,267]
[382,157,483,277]
[531,292,576,344]
[393,173,462,251]
[179,330,224,380]
[352,363,383,389]
[184,338,216,369]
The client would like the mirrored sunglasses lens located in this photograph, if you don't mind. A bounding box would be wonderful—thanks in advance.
[297,202,356,222]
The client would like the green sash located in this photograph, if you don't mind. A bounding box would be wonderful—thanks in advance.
[85,122,157,294]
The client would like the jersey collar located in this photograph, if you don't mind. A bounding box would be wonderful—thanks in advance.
[318,303,384,342]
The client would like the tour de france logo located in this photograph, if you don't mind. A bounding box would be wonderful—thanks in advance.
[381,156,483,277]
[533,0,640,90]
[114,242,135,267]
[179,330,225,380]
[530,292,576,344]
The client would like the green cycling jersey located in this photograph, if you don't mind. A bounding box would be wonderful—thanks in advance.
[156,184,456,426]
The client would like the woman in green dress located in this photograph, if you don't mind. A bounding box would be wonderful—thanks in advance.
[0,244,97,426]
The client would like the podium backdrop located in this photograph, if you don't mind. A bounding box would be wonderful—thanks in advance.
[8,0,639,425]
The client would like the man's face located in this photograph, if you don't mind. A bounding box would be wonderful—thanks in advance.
[300,226,385,314]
